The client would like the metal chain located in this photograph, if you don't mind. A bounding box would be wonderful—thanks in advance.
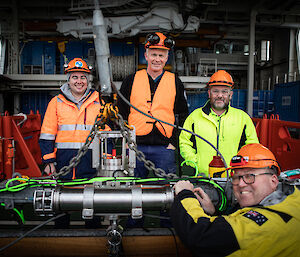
[53,102,181,180]
[115,114,179,180]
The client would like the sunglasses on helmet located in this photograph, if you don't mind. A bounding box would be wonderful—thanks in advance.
[145,33,175,49]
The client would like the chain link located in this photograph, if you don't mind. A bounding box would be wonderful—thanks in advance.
[115,114,180,180]
[53,103,181,180]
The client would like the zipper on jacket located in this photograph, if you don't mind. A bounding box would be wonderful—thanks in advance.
[216,117,221,154]
[84,108,87,129]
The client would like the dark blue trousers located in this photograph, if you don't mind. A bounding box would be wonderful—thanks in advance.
[134,145,176,178]
[127,144,176,228]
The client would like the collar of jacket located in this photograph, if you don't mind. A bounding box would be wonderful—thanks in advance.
[259,184,293,206]
[150,70,165,83]
[202,100,230,116]
[60,83,95,104]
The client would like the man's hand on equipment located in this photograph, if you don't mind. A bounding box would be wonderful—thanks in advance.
[173,181,216,215]
[194,187,216,215]
[173,180,194,195]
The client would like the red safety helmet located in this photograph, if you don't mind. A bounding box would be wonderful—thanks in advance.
[227,143,281,175]
[144,32,175,50]
[64,58,91,74]
[207,70,234,88]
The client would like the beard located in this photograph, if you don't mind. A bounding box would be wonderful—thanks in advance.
[211,98,230,111]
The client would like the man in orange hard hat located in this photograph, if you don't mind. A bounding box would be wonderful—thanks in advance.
[171,143,300,256]
[118,32,189,179]
[179,70,259,177]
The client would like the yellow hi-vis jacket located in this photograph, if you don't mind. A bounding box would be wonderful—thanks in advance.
[128,69,176,138]
[179,101,259,176]
[171,186,300,257]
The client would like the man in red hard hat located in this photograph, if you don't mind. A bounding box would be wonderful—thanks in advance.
[118,32,188,179]
[171,143,300,256]
[179,69,259,177]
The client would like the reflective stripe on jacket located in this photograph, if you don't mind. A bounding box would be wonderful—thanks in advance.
[170,187,300,257]
[128,69,176,138]
[39,89,110,179]
[40,90,102,152]
[179,101,259,176]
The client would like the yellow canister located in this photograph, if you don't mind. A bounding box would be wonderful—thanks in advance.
[209,156,226,178]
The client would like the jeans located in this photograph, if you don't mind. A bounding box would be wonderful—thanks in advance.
[135,145,177,178]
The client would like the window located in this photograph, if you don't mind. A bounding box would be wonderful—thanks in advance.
[296,29,300,75]
[244,45,249,56]
[261,40,271,61]
[0,39,6,74]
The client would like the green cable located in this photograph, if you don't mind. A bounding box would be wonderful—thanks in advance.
[0,203,25,224]
[61,177,166,186]
[1,176,227,211]
[2,176,170,192]
[181,160,199,176]
[195,178,227,212]
[132,178,165,183]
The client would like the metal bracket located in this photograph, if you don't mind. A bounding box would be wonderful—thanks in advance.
[131,186,143,219]
[33,189,54,216]
[82,185,94,219]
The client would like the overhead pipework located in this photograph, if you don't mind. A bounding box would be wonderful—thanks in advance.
[93,0,112,95]
[56,1,200,38]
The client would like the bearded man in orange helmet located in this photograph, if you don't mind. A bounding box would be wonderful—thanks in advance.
[179,70,259,177]
[118,32,188,178]
[171,143,300,257]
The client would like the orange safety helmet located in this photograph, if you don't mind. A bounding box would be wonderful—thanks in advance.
[207,70,234,88]
[228,143,281,175]
[144,32,175,50]
[64,58,91,74]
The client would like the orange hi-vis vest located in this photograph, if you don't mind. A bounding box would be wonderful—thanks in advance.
[128,69,176,138]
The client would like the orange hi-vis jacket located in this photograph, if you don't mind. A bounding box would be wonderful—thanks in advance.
[128,69,176,138]
[39,89,109,178]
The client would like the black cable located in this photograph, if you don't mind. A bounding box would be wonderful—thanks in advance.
[143,213,170,220]
[167,227,179,257]
[115,85,228,169]
[142,213,179,257]
[0,213,67,252]
[175,114,183,177]
[114,83,232,193]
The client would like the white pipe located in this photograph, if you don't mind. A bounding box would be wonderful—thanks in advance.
[121,12,152,32]
[296,29,300,76]
[288,29,296,82]
[247,9,256,117]
[93,2,112,95]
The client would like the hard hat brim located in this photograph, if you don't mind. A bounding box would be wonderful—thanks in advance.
[208,83,233,87]
[147,45,170,50]
[65,68,91,74]
[226,160,279,173]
